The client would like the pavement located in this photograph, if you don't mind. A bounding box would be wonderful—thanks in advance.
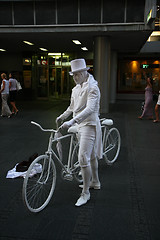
[0,98,160,240]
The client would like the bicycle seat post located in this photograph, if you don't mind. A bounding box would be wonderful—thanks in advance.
[102,126,107,146]
[67,134,74,169]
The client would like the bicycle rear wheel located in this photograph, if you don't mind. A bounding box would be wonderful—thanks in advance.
[22,154,56,213]
[71,143,83,183]
[103,128,121,165]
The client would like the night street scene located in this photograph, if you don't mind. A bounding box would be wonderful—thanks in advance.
[0,1,160,240]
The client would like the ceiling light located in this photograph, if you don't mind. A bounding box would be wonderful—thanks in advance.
[39,48,48,51]
[23,41,34,46]
[81,47,88,51]
[48,53,62,56]
[0,48,6,51]
[72,40,81,45]
[147,31,160,41]
[150,31,160,36]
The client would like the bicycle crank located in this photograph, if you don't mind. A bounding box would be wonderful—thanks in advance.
[61,169,73,181]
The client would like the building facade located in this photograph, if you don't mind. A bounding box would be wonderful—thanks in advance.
[0,0,157,113]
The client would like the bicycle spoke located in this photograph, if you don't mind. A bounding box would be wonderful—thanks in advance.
[22,155,56,213]
[103,128,121,164]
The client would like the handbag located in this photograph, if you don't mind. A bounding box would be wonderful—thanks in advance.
[16,152,38,172]
[16,80,22,91]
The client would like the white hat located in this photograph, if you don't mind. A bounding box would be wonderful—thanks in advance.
[69,59,90,75]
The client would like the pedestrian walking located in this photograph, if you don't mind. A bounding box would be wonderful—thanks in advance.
[0,73,12,118]
[9,73,19,115]
[138,75,153,120]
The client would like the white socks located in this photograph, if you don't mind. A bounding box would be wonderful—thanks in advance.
[81,166,91,194]
[90,157,100,184]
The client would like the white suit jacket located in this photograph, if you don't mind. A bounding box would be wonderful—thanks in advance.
[60,74,103,159]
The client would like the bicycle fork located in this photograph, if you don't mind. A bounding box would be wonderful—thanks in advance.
[51,132,74,181]
[38,132,54,185]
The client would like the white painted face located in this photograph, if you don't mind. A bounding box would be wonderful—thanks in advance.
[73,71,87,85]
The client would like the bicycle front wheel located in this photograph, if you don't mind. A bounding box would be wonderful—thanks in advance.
[103,128,121,165]
[22,154,56,213]
[71,143,83,183]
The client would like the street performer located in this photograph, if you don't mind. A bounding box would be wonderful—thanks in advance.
[56,58,103,206]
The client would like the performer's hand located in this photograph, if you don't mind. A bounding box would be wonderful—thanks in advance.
[62,119,75,129]
[56,116,62,124]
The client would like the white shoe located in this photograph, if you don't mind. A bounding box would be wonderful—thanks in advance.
[79,182,101,190]
[75,192,90,207]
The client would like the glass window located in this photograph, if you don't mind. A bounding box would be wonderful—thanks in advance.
[126,0,145,22]
[36,55,48,97]
[14,2,34,25]
[118,59,160,93]
[57,0,78,24]
[80,0,101,24]
[103,0,125,23]
[0,2,12,25]
[35,1,56,25]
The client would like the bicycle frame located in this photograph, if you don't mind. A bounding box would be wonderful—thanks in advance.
[23,119,120,213]
[31,119,119,176]
[101,125,107,148]
[30,121,78,176]
[45,130,77,177]
[101,122,118,158]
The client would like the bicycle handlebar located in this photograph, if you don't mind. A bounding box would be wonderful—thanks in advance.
[31,118,113,133]
[31,121,57,133]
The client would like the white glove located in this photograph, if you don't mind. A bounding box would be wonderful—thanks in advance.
[61,119,75,129]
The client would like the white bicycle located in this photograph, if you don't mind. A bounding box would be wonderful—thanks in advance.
[22,118,121,213]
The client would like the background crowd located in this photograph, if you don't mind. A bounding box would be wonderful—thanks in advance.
[0,72,19,118]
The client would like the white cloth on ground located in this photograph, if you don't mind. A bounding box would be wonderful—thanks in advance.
[6,163,42,179]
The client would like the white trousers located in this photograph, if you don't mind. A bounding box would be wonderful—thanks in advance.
[78,125,96,167]
[78,125,100,194]
[1,94,11,116]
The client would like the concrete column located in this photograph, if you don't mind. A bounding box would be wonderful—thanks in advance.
[93,36,110,114]
[110,51,117,104]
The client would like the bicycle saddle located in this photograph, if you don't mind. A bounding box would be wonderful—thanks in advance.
[102,119,113,126]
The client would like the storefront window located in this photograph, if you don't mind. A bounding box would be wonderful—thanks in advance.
[48,53,71,97]
[32,53,93,99]
[118,59,160,93]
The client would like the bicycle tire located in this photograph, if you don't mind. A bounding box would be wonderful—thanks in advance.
[103,127,121,165]
[22,154,56,213]
[71,143,83,183]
